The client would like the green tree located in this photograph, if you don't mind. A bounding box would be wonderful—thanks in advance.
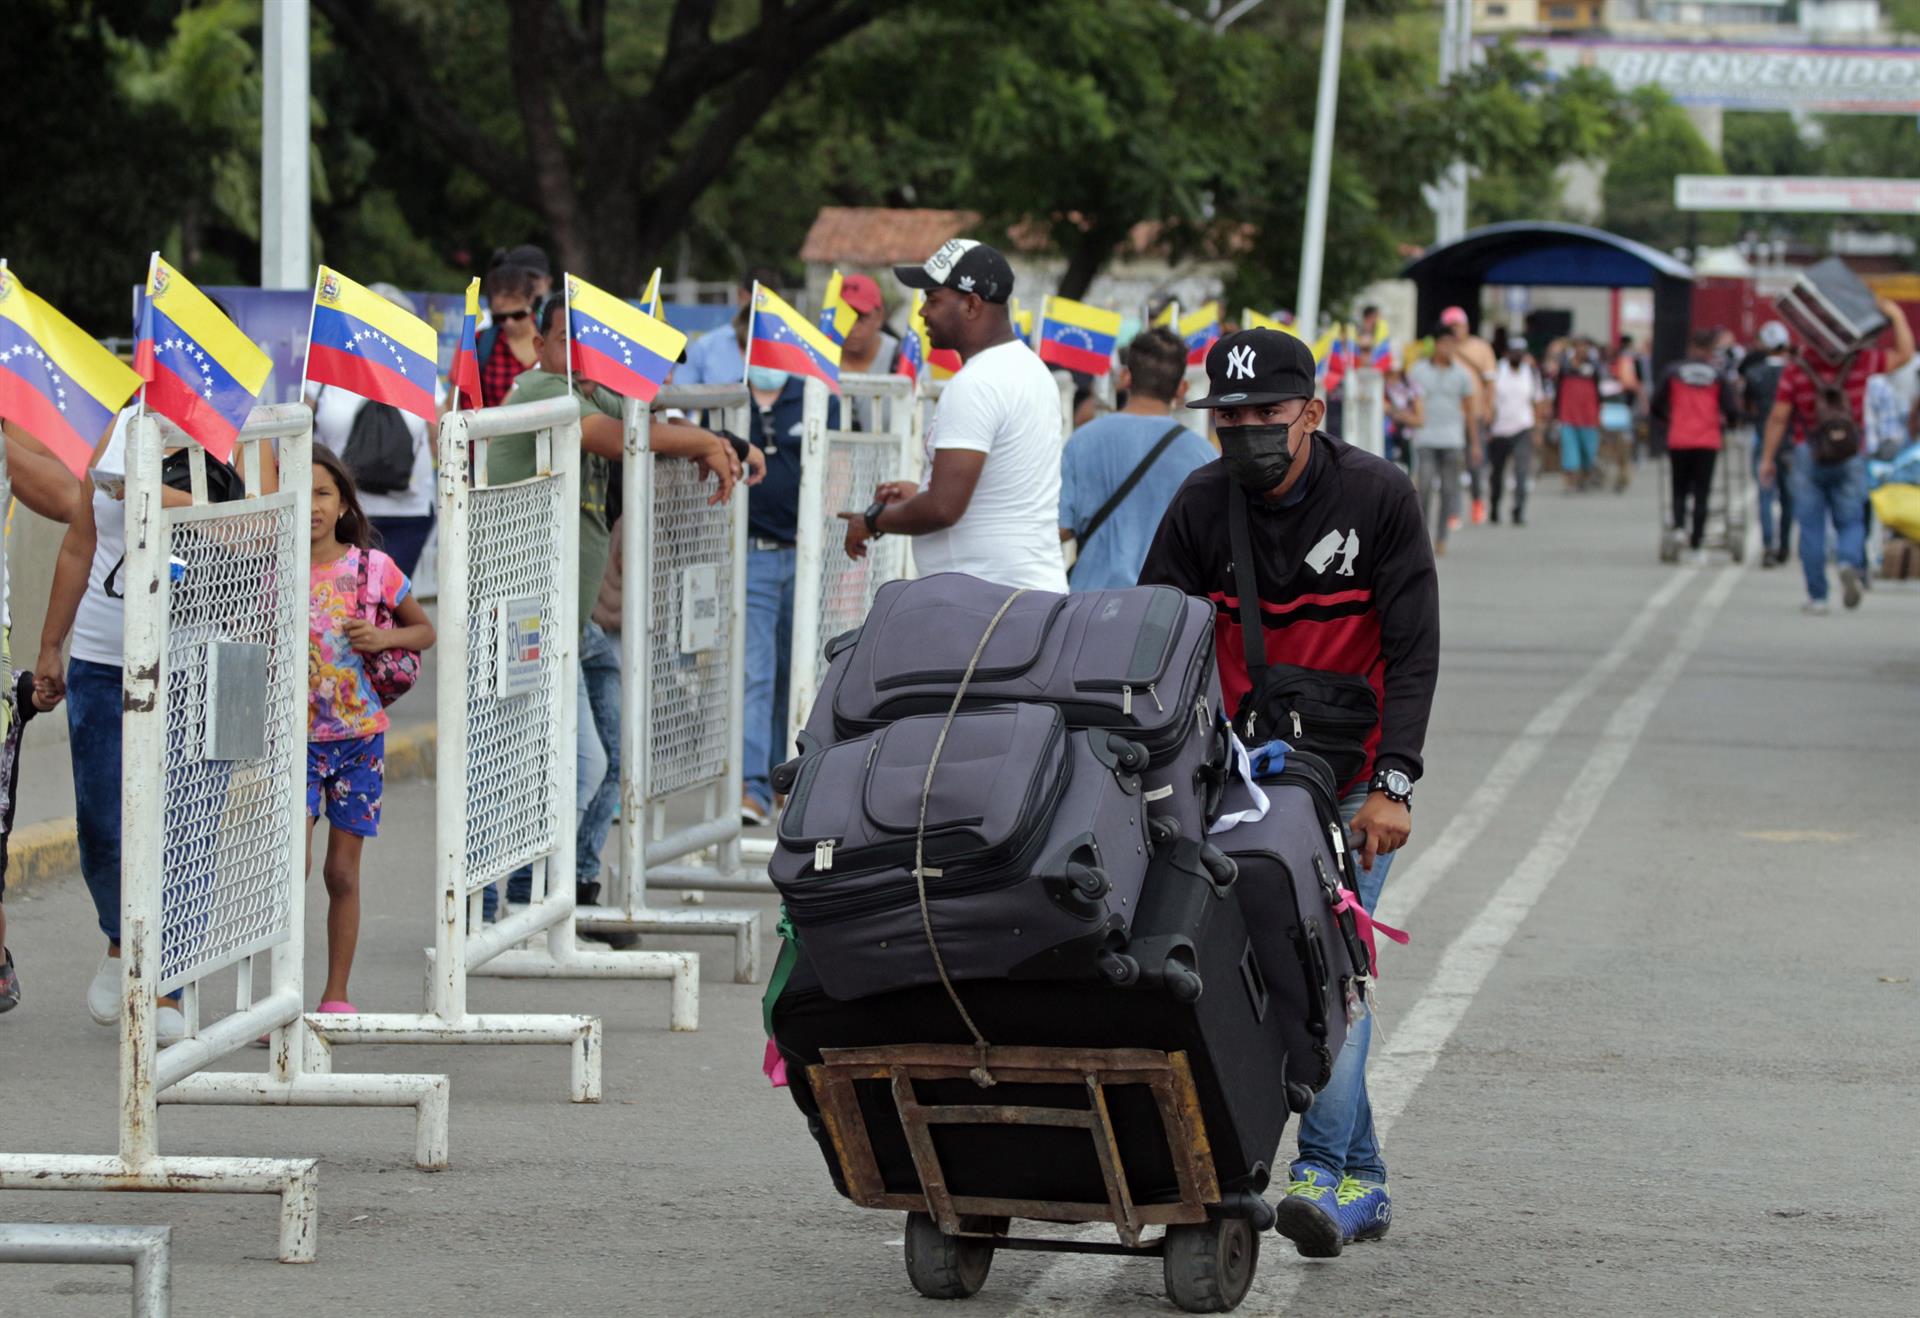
[1601,88,1732,250]
[311,0,909,292]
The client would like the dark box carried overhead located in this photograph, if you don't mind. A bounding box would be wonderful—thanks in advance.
[1775,257,1890,360]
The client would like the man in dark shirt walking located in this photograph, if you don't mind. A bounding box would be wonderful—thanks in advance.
[1140,327,1440,1259]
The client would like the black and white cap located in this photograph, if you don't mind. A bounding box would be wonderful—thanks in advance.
[893,239,1015,304]
[1189,328,1318,409]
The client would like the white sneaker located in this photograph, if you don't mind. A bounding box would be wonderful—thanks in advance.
[1687,549,1710,566]
[156,1004,187,1045]
[1802,599,1831,616]
[87,953,120,1026]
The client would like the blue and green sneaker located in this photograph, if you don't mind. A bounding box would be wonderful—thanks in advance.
[1335,1176,1392,1243]
[1272,1162,1344,1257]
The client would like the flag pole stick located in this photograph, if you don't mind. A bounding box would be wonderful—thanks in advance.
[138,252,158,417]
[564,276,574,397]
[298,266,320,409]
[743,282,761,387]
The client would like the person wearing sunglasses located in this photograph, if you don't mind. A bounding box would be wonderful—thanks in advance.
[477,263,543,408]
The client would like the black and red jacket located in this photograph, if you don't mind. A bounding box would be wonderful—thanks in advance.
[1139,432,1440,789]
[1652,359,1738,452]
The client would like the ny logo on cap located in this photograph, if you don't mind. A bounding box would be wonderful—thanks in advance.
[1226,345,1256,380]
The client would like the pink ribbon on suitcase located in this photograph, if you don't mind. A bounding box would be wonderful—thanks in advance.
[1330,888,1409,974]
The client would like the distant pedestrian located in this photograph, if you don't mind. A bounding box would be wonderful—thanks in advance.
[305,449,436,1013]
[1739,323,1795,568]
[1439,306,1496,524]
[834,274,904,431]
[477,263,542,408]
[1653,329,1740,564]
[1760,296,1915,613]
[1058,328,1214,590]
[1406,331,1480,555]
[1553,339,1604,491]
[1486,339,1545,526]
[841,240,1067,592]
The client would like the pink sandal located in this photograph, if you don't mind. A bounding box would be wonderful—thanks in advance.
[316,1000,357,1014]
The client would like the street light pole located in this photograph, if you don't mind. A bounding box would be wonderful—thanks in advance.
[261,0,311,288]
[1296,0,1346,337]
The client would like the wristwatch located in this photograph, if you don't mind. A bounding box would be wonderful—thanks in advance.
[1370,767,1413,806]
[863,500,887,537]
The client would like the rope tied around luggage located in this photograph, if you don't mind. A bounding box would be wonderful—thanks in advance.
[914,588,1028,1089]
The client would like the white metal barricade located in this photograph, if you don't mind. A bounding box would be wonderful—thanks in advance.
[0,407,447,1264]
[307,394,696,1103]
[0,1224,172,1317]
[578,386,766,965]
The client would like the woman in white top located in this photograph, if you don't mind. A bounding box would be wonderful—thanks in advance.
[35,407,276,1041]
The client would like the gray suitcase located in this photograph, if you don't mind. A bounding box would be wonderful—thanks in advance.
[769,702,1153,1002]
[1777,257,1891,361]
[803,573,1228,842]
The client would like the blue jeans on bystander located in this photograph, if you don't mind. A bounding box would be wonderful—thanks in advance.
[742,545,796,814]
[576,621,622,885]
[1292,787,1397,1184]
[67,658,124,944]
[1789,452,1867,603]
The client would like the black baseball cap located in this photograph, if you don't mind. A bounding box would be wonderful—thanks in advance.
[893,239,1015,304]
[1189,328,1318,409]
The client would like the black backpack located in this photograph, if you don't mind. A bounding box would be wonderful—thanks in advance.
[1794,350,1863,466]
[333,390,416,494]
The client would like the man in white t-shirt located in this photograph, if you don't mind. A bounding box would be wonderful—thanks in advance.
[1486,339,1546,526]
[839,240,1067,592]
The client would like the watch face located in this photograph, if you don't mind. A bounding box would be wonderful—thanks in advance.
[1385,770,1411,796]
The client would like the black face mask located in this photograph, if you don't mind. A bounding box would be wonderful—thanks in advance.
[1218,422,1299,494]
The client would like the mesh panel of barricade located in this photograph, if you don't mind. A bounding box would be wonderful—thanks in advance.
[646,455,735,797]
[460,474,569,888]
[158,498,301,990]
[811,431,911,676]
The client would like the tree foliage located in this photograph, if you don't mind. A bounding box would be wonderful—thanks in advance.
[1601,87,1732,250]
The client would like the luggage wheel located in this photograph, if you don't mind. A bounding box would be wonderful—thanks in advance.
[1163,1216,1259,1313]
[904,1211,1002,1300]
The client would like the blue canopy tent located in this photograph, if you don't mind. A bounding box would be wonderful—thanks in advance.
[1400,222,1696,378]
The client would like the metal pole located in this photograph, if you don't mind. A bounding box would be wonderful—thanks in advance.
[1295,0,1346,337]
[260,0,311,288]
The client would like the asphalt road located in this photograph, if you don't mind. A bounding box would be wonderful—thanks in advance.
[3,481,1916,1317]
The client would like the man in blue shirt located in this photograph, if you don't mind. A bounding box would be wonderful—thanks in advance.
[740,367,841,825]
[679,265,780,386]
[1058,328,1215,590]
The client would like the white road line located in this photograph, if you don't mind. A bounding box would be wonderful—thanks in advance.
[1367,564,1740,1129]
[1374,565,1697,929]
[1006,566,1739,1316]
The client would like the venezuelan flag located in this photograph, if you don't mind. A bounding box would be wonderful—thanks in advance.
[642,267,665,321]
[566,273,688,403]
[451,277,482,411]
[135,254,271,463]
[897,312,924,383]
[0,266,142,478]
[1151,301,1179,330]
[749,283,840,393]
[1036,296,1120,377]
[306,266,440,424]
[1179,301,1221,366]
[817,271,858,349]
[1010,296,1034,344]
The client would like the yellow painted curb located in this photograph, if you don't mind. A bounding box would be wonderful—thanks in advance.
[5,722,439,899]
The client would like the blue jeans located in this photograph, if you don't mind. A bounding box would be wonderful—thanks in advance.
[576,621,622,884]
[1750,427,1792,556]
[68,658,124,944]
[1293,787,1398,1184]
[743,545,796,812]
[1789,453,1867,603]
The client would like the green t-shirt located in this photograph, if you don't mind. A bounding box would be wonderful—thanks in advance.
[490,369,619,633]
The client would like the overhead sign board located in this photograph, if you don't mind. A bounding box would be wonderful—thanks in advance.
[1514,38,1920,114]
[1675,175,1920,214]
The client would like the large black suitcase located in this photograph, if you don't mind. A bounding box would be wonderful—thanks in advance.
[772,836,1314,1207]
[1211,751,1376,1095]
[803,573,1229,842]
[769,703,1154,1002]
[1776,256,1891,361]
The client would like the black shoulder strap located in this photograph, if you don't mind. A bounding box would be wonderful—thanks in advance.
[1070,424,1187,569]
[1226,486,1266,683]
